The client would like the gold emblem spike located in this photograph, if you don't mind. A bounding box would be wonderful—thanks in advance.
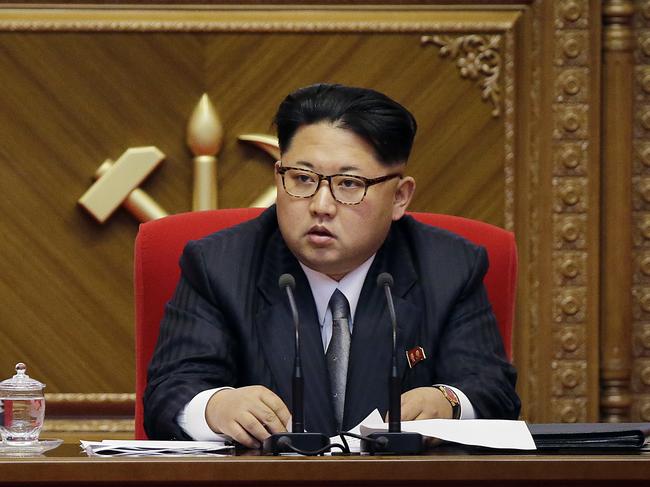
[187,94,223,211]
[78,147,167,223]
[239,133,280,207]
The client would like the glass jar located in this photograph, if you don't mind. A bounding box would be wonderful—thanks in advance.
[0,363,45,444]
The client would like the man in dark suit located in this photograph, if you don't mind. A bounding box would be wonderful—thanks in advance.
[144,83,520,446]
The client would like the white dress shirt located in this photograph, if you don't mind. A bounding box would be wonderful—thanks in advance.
[177,256,475,440]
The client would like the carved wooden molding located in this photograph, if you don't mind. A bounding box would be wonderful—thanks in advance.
[0,7,519,32]
[420,34,502,117]
[633,0,650,423]
[549,0,595,422]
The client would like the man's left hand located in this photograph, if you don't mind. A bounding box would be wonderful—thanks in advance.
[399,386,453,420]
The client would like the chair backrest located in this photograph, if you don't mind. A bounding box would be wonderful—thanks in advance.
[134,209,517,439]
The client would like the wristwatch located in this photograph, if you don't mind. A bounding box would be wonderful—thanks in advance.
[434,385,461,419]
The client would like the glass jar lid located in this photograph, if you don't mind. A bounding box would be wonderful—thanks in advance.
[0,363,45,392]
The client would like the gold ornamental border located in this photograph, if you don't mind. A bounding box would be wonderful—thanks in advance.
[0,7,519,32]
[45,393,135,403]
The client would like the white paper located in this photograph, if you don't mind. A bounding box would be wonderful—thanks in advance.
[80,439,233,457]
[359,413,536,450]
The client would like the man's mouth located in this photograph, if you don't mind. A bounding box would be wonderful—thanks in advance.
[306,225,335,244]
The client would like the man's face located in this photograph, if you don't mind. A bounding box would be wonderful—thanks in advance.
[275,122,415,280]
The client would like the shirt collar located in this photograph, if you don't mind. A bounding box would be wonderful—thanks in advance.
[299,255,376,325]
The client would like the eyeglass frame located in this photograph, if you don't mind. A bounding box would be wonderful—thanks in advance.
[276,164,403,205]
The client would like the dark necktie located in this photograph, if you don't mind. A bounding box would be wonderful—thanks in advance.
[326,289,351,430]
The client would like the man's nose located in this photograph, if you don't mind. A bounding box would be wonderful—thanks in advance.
[309,180,337,216]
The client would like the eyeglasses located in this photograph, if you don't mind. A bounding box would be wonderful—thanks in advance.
[277,165,402,205]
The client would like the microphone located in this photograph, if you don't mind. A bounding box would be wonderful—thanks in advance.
[361,272,423,455]
[277,273,303,434]
[263,274,330,455]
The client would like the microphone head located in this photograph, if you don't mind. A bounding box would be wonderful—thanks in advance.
[377,272,394,288]
[278,273,296,290]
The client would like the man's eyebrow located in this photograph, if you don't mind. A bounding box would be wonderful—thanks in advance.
[294,161,314,169]
[293,161,360,172]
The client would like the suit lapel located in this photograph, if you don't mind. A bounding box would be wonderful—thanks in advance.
[343,225,422,429]
[255,231,336,435]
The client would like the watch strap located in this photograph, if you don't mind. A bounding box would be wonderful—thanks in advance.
[435,385,461,419]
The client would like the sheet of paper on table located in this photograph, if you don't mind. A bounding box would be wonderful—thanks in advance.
[80,439,233,457]
[359,412,536,450]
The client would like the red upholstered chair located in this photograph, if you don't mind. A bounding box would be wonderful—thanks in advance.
[134,209,517,439]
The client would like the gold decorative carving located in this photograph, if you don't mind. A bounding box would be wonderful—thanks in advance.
[635,141,650,169]
[638,213,650,241]
[636,177,650,205]
[421,34,502,117]
[0,8,520,33]
[639,106,650,131]
[634,251,650,280]
[632,324,650,355]
[188,94,223,211]
[643,1,650,21]
[553,288,587,323]
[556,0,586,25]
[549,0,594,423]
[78,147,167,223]
[638,67,650,95]
[640,292,650,313]
[632,359,650,391]
[555,31,589,65]
[553,105,589,139]
[503,28,516,231]
[640,33,650,58]
[553,177,586,213]
[553,141,588,175]
[642,328,650,348]
[640,400,650,421]
[551,398,588,423]
[553,325,586,359]
[551,360,587,396]
[641,365,650,386]
[632,287,650,320]
[553,251,586,286]
[555,67,588,103]
[561,259,579,279]
[520,0,543,423]
[554,214,587,249]
[45,393,135,402]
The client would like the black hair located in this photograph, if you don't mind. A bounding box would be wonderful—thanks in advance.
[274,83,417,166]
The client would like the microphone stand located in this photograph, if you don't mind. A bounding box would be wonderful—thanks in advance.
[263,274,330,455]
[361,273,423,455]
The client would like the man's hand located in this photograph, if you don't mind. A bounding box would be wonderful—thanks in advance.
[205,385,291,449]
[399,386,453,421]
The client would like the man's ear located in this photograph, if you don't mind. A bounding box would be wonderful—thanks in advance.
[392,176,416,221]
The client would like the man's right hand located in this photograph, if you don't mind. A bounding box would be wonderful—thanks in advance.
[205,385,291,449]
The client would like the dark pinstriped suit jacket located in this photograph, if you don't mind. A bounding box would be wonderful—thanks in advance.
[143,206,520,440]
